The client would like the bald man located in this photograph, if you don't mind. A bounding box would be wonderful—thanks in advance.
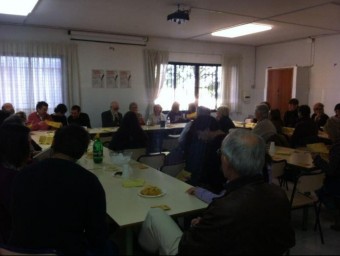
[2,103,15,115]
[101,101,122,127]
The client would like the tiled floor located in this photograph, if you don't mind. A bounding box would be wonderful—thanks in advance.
[290,207,340,255]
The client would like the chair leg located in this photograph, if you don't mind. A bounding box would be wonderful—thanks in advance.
[314,202,325,244]
[302,207,309,230]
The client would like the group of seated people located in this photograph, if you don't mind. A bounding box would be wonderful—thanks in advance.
[0,115,296,255]
[1,96,340,254]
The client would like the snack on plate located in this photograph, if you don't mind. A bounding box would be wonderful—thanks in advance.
[140,186,162,196]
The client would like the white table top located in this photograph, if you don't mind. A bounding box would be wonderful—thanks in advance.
[87,122,187,135]
[77,148,207,227]
[271,146,315,169]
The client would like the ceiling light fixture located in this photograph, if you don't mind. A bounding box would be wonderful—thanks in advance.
[167,4,190,24]
[0,0,39,16]
[212,23,272,38]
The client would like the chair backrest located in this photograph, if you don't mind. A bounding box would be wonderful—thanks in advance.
[267,133,289,147]
[160,162,185,177]
[126,148,146,161]
[288,170,325,206]
[137,153,166,170]
[271,160,287,179]
[162,135,180,152]
[296,171,325,194]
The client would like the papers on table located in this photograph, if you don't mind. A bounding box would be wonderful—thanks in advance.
[38,135,54,145]
[306,143,329,154]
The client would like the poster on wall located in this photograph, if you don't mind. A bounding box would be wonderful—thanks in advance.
[92,69,105,88]
[106,70,119,88]
[119,70,131,88]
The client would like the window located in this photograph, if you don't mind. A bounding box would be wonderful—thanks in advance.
[155,62,221,110]
[0,56,63,113]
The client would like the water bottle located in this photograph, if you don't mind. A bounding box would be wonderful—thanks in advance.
[93,133,103,163]
[166,116,171,126]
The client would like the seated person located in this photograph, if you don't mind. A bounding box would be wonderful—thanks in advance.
[0,123,30,243]
[283,98,299,127]
[147,104,166,125]
[27,101,52,131]
[129,102,145,125]
[252,104,277,142]
[0,110,11,126]
[67,105,91,128]
[9,125,112,254]
[51,103,68,126]
[312,122,340,231]
[109,111,148,151]
[215,105,235,134]
[101,101,122,127]
[324,103,340,142]
[290,105,318,148]
[270,108,284,134]
[1,103,15,115]
[185,102,197,120]
[312,102,329,131]
[167,102,185,123]
[138,129,295,255]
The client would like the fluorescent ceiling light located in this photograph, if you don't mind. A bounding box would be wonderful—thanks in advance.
[0,0,38,16]
[212,23,272,38]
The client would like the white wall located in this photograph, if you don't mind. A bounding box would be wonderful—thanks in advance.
[0,25,256,127]
[256,35,340,117]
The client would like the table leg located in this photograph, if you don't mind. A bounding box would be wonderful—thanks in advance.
[125,228,133,255]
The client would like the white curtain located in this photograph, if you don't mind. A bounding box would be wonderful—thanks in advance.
[144,49,169,117]
[221,55,242,114]
[0,41,80,114]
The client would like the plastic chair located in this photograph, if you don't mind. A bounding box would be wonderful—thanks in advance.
[286,170,325,244]
[270,159,287,187]
[126,148,146,161]
[160,162,185,177]
[137,153,166,170]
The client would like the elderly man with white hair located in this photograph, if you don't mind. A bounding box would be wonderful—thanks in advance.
[138,129,295,255]
[252,103,277,142]
[101,101,122,127]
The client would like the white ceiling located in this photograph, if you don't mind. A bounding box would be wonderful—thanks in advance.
[1,0,340,46]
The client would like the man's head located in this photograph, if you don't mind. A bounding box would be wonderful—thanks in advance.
[36,101,48,117]
[171,102,180,112]
[220,129,265,181]
[70,105,81,119]
[216,105,230,120]
[298,105,311,118]
[334,103,340,117]
[110,101,119,112]
[255,104,269,121]
[288,98,299,111]
[54,104,68,115]
[129,102,138,113]
[2,103,15,115]
[52,125,90,160]
[0,123,30,168]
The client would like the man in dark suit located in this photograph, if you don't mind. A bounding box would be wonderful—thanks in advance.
[101,101,122,127]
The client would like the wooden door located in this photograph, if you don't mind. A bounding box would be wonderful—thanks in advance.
[267,68,293,118]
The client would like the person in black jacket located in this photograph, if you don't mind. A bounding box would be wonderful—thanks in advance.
[109,111,148,151]
[9,125,114,254]
[51,103,68,126]
[67,105,91,128]
[283,98,299,128]
[138,129,295,255]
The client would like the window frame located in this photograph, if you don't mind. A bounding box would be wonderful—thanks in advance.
[166,61,221,110]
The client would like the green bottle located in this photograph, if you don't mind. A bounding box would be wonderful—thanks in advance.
[93,133,103,163]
